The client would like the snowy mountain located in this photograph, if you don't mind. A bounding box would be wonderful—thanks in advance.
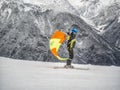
[0,0,120,65]
[0,57,120,90]
[69,0,120,32]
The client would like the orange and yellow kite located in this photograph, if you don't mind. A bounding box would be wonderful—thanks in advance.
[49,30,69,60]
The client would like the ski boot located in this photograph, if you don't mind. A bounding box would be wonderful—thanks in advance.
[64,65,74,69]
[64,59,74,68]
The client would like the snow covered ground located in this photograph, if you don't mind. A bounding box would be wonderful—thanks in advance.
[0,57,120,90]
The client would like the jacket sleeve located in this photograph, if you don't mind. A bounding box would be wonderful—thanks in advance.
[70,39,76,49]
[72,41,76,48]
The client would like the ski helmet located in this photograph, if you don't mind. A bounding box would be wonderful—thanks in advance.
[71,28,78,33]
[71,24,79,33]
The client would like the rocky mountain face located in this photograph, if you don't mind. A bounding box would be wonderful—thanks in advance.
[0,0,120,65]
[72,0,120,30]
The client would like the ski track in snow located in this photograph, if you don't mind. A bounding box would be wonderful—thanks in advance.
[0,57,120,90]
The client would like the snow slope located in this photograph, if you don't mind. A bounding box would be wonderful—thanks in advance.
[0,57,120,90]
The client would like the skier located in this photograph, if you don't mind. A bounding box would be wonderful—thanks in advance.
[64,24,79,68]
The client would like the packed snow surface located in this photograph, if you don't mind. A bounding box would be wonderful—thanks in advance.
[0,57,120,90]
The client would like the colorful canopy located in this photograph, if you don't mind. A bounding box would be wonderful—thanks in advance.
[49,30,68,60]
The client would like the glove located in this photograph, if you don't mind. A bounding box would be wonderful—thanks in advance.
[67,32,70,35]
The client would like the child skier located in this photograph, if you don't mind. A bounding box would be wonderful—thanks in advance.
[64,24,79,68]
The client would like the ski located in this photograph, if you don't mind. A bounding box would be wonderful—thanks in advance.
[53,66,89,70]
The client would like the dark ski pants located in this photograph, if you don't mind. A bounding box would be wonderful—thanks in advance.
[67,48,74,65]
